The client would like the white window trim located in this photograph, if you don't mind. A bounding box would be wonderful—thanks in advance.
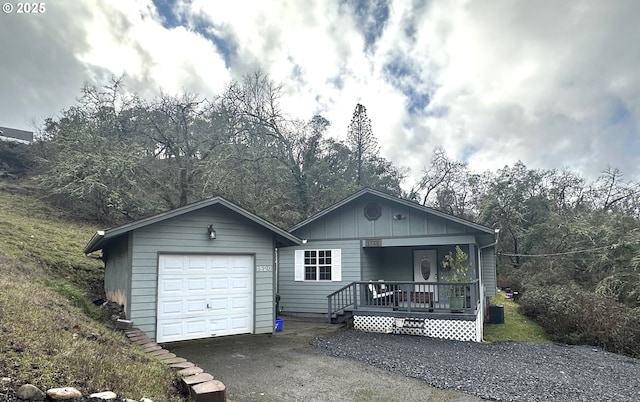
[295,249,341,282]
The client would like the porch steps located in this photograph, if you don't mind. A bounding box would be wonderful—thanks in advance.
[331,307,354,324]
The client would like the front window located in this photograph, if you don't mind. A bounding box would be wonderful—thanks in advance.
[304,250,332,281]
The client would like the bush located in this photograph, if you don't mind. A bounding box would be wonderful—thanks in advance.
[519,284,640,358]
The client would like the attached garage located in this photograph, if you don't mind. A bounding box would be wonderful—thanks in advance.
[157,254,254,342]
[83,197,300,343]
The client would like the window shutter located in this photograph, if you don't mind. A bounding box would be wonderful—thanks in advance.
[331,249,342,282]
[294,250,304,281]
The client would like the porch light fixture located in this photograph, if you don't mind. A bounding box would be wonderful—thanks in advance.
[207,224,216,239]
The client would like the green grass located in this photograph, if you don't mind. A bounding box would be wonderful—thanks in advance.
[484,292,551,343]
[0,191,103,286]
[0,189,185,401]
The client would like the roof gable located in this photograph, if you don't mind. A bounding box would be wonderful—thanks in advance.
[289,188,494,235]
[84,196,301,253]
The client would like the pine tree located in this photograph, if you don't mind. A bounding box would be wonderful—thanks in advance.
[346,103,378,186]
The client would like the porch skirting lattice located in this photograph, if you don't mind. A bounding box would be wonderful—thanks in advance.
[353,314,482,342]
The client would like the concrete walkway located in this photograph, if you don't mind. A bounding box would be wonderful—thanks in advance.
[165,316,484,402]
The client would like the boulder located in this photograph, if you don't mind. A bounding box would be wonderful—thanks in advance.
[16,384,45,401]
[46,387,83,400]
[90,390,118,399]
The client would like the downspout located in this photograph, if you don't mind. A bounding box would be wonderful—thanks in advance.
[274,247,279,317]
[478,228,500,341]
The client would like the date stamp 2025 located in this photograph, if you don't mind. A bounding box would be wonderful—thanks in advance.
[2,2,46,14]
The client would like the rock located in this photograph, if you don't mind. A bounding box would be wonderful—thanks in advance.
[16,384,46,401]
[90,390,118,399]
[190,380,226,402]
[176,366,204,377]
[46,387,83,400]
[140,398,154,402]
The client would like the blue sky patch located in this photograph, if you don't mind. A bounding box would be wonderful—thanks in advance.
[383,57,431,114]
[152,0,181,28]
[342,0,390,51]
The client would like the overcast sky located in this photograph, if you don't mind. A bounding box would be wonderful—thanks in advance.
[1,0,639,186]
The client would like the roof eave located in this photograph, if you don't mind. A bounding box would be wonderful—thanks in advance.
[83,230,105,254]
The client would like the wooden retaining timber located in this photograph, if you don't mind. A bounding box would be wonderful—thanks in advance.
[124,328,226,402]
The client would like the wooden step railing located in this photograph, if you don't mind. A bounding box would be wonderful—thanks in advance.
[328,280,480,320]
[327,282,358,321]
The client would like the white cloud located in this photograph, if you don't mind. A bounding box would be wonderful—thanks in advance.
[1,0,638,185]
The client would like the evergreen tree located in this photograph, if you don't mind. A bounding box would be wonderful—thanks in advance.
[346,103,378,186]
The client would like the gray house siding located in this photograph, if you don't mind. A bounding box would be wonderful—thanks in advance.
[103,234,132,318]
[278,240,360,315]
[481,247,497,297]
[293,196,474,240]
[127,204,276,340]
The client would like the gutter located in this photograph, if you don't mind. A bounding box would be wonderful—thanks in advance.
[480,228,501,251]
[83,230,106,254]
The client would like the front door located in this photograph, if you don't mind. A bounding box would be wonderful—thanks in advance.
[413,250,438,302]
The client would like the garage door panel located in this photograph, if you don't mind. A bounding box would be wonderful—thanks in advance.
[230,296,250,309]
[209,279,228,292]
[158,300,183,316]
[157,254,254,343]
[186,277,207,293]
[210,258,229,273]
[159,278,185,294]
[209,317,229,333]
[187,256,208,272]
[230,278,250,291]
[160,255,186,273]
[157,322,182,340]
[185,320,207,337]
[230,316,250,331]
[185,299,208,314]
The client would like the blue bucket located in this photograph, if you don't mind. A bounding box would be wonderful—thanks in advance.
[275,318,283,332]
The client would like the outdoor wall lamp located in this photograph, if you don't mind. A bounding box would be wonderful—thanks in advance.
[207,224,216,239]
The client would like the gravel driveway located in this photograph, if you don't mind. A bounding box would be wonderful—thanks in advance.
[167,316,640,401]
[312,329,640,401]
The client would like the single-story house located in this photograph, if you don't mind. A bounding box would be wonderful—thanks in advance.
[83,197,300,343]
[277,188,498,342]
[85,189,498,343]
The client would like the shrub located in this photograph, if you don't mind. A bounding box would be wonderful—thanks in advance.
[519,284,640,358]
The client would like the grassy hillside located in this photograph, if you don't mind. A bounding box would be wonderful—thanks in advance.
[0,188,185,401]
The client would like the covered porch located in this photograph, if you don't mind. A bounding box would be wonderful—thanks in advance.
[329,240,485,342]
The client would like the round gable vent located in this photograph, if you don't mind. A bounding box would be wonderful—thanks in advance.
[364,202,382,221]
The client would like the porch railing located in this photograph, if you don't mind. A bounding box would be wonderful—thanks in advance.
[327,280,479,320]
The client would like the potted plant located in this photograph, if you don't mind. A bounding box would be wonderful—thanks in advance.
[441,245,472,311]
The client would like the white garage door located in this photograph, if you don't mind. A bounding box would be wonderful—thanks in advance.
[157,254,253,343]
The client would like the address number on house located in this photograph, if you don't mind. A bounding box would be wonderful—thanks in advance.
[256,265,273,272]
[365,239,382,247]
